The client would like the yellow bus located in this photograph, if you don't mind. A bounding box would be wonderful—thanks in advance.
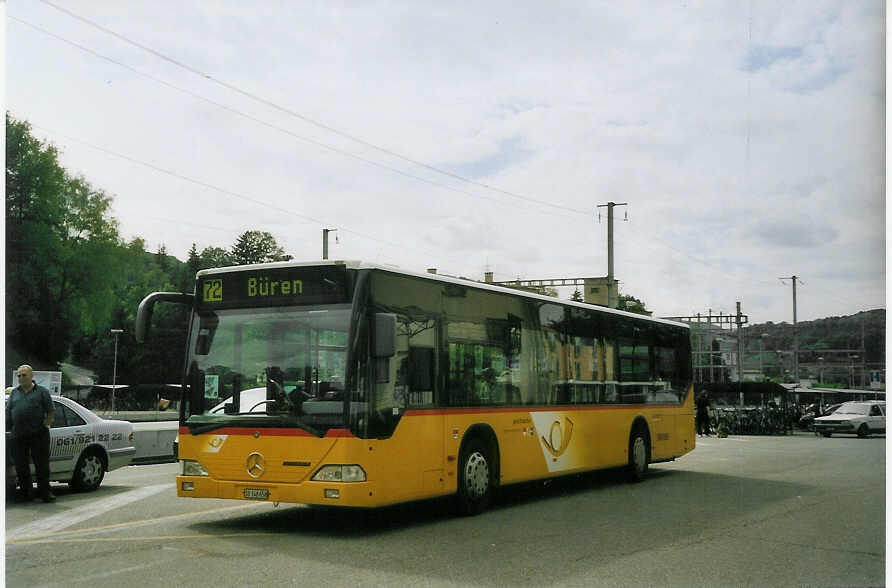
[137,261,694,514]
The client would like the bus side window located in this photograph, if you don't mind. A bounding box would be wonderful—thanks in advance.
[408,346,434,405]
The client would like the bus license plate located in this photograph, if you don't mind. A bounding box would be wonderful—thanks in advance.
[243,488,269,500]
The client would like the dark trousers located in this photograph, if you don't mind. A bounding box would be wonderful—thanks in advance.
[697,411,710,435]
[12,428,51,499]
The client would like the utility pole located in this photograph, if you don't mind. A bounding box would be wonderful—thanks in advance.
[779,276,801,383]
[860,318,866,388]
[110,329,123,413]
[322,228,338,260]
[596,202,627,308]
[736,301,745,379]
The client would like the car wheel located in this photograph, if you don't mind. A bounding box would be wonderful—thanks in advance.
[857,424,870,438]
[626,427,649,483]
[70,449,105,491]
[457,439,493,515]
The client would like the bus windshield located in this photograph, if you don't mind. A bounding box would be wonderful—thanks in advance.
[185,304,353,435]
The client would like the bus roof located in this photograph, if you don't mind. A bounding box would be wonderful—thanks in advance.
[197,260,690,330]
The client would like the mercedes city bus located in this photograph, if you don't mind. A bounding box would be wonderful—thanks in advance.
[136,260,694,514]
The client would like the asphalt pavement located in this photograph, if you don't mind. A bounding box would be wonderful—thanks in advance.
[4,431,886,587]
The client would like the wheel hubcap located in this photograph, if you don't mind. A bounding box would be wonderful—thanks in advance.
[464,451,489,498]
[83,456,102,485]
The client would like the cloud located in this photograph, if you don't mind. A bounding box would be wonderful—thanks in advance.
[6,1,884,323]
[743,217,839,249]
[744,44,805,72]
[448,137,532,179]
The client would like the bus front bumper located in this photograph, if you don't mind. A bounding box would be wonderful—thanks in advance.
[176,475,380,507]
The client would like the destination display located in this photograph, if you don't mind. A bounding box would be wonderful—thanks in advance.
[197,266,350,309]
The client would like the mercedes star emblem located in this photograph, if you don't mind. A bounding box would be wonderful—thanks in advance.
[246,452,266,478]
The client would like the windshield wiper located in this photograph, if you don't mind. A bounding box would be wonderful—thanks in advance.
[188,420,231,435]
[186,414,325,438]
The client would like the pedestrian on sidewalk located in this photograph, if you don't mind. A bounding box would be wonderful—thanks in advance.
[7,365,55,503]
[697,390,711,436]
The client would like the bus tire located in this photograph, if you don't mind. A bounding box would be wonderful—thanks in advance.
[457,438,493,515]
[625,426,649,483]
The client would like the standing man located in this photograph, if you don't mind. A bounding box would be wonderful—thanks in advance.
[696,390,711,437]
[7,365,55,502]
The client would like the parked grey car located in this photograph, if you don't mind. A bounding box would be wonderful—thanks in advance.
[814,401,885,438]
[6,395,136,493]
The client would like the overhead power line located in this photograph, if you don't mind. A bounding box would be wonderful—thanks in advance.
[9,15,573,219]
[38,0,589,217]
[22,119,461,265]
[13,7,878,315]
[11,11,767,284]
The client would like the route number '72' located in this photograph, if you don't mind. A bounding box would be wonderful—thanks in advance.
[203,280,223,302]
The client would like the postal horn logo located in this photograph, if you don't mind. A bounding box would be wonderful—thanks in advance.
[541,417,574,457]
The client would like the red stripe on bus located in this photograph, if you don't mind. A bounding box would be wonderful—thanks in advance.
[323,428,356,437]
[404,404,684,417]
[178,426,355,438]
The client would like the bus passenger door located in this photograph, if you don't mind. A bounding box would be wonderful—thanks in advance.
[407,346,444,493]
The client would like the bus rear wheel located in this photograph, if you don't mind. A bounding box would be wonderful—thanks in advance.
[625,428,649,483]
[457,439,492,515]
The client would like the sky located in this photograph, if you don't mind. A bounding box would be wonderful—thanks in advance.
[5,0,886,325]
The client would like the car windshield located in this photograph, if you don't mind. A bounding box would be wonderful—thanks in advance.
[186,304,352,435]
[835,403,870,415]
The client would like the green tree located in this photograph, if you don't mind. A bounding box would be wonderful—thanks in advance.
[72,237,188,388]
[199,246,233,269]
[230,230,292,265]
[570,289,584,302]
[6,115,120,364]
[186,243,201,276]
[617,294,649,315]
[7,114,194,389]
[156,244,170,273]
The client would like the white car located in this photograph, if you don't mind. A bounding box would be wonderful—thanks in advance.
[6,395,136,493]
[814,401,886,438]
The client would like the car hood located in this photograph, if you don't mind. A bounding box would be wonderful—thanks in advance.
[816,413,869,422]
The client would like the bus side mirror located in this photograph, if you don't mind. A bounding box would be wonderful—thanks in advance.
[374,313,397,358]
[136,292,193,342]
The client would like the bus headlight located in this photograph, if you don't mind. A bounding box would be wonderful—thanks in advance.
[312,465,366,482]
[181,460,209,476]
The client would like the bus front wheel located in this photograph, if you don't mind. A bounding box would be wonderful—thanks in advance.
[625,428,649,483]
[457,439,492,515]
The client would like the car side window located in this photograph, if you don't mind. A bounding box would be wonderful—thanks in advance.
[869,405,882,417]
[51,402,87,428]
[51,402,66,428]
[63,405,86,427]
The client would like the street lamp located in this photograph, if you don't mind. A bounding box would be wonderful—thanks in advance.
[322,228,338,260]
[111,329,123,412]
[849,355,859,388]
[818,357,824,384]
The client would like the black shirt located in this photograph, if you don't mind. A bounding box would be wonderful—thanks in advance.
[7,384,53,438]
